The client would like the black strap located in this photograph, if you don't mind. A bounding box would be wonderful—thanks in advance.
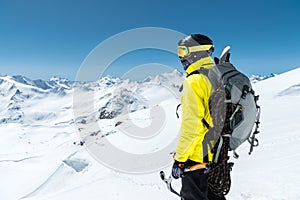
[202,118,210,129]
[187,70,200,77]
[226,72,240,81]
[187,68,209,78]
[179,84,183,92]
[221,69,236,79]
[242,85,255,99]
[176,104,181,119]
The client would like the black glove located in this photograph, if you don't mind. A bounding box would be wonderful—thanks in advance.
[172,160,185,179]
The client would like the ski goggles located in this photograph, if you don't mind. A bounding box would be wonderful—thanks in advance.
[178,45,214,58]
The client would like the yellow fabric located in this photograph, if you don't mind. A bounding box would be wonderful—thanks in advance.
[175,57,215,163]
[185,56,214,75]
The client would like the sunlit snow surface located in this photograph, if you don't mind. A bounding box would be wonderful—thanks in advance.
[0,69,300,200]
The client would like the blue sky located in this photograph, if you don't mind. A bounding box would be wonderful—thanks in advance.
[0,0,299,80]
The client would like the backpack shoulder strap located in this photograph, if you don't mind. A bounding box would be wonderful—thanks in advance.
[187,67,209,78]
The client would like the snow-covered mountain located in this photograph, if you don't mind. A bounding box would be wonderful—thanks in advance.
[0,68,300,200]
[0,75,73,124]
[0,71,183,124]
[249,73,276,83]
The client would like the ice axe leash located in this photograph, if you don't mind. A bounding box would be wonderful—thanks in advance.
[160,163,210,197]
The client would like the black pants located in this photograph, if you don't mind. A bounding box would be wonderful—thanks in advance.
[207,189,226,200]
[180,161,226,200]
[181,169,208,200]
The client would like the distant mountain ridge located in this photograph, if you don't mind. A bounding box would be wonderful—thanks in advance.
[249,73,276,83]
[0,69,273,90]
[0,70,184,124]
[0,69,285,124]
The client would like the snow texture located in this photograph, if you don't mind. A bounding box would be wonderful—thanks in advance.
[0,68,300,200]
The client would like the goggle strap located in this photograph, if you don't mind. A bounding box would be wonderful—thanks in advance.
[188,45,214,52]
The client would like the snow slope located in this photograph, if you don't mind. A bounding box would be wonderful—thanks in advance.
[0,68,300,200]
[228,68,300,199]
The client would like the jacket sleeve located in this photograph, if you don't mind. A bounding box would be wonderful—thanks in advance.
[174,75,209,162]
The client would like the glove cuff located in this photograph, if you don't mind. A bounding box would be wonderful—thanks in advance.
[174,160,185,169]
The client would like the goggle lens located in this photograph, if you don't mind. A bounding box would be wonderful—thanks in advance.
[178,47,189,57]
[178,44,214,58]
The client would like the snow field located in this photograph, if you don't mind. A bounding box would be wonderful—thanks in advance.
[1,68,300,199]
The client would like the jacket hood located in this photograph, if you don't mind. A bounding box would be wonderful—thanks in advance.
[185,56,214,75]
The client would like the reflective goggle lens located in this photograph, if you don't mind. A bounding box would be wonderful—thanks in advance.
[178,45,214,58]
[178,46,189,57]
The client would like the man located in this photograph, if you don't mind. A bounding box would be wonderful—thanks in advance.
[172,34,226,200]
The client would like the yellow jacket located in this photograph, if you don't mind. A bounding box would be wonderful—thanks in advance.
[175,57,214,163]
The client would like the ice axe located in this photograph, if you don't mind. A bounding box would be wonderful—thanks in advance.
[159,171,181,197]
[160,163,210,197]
